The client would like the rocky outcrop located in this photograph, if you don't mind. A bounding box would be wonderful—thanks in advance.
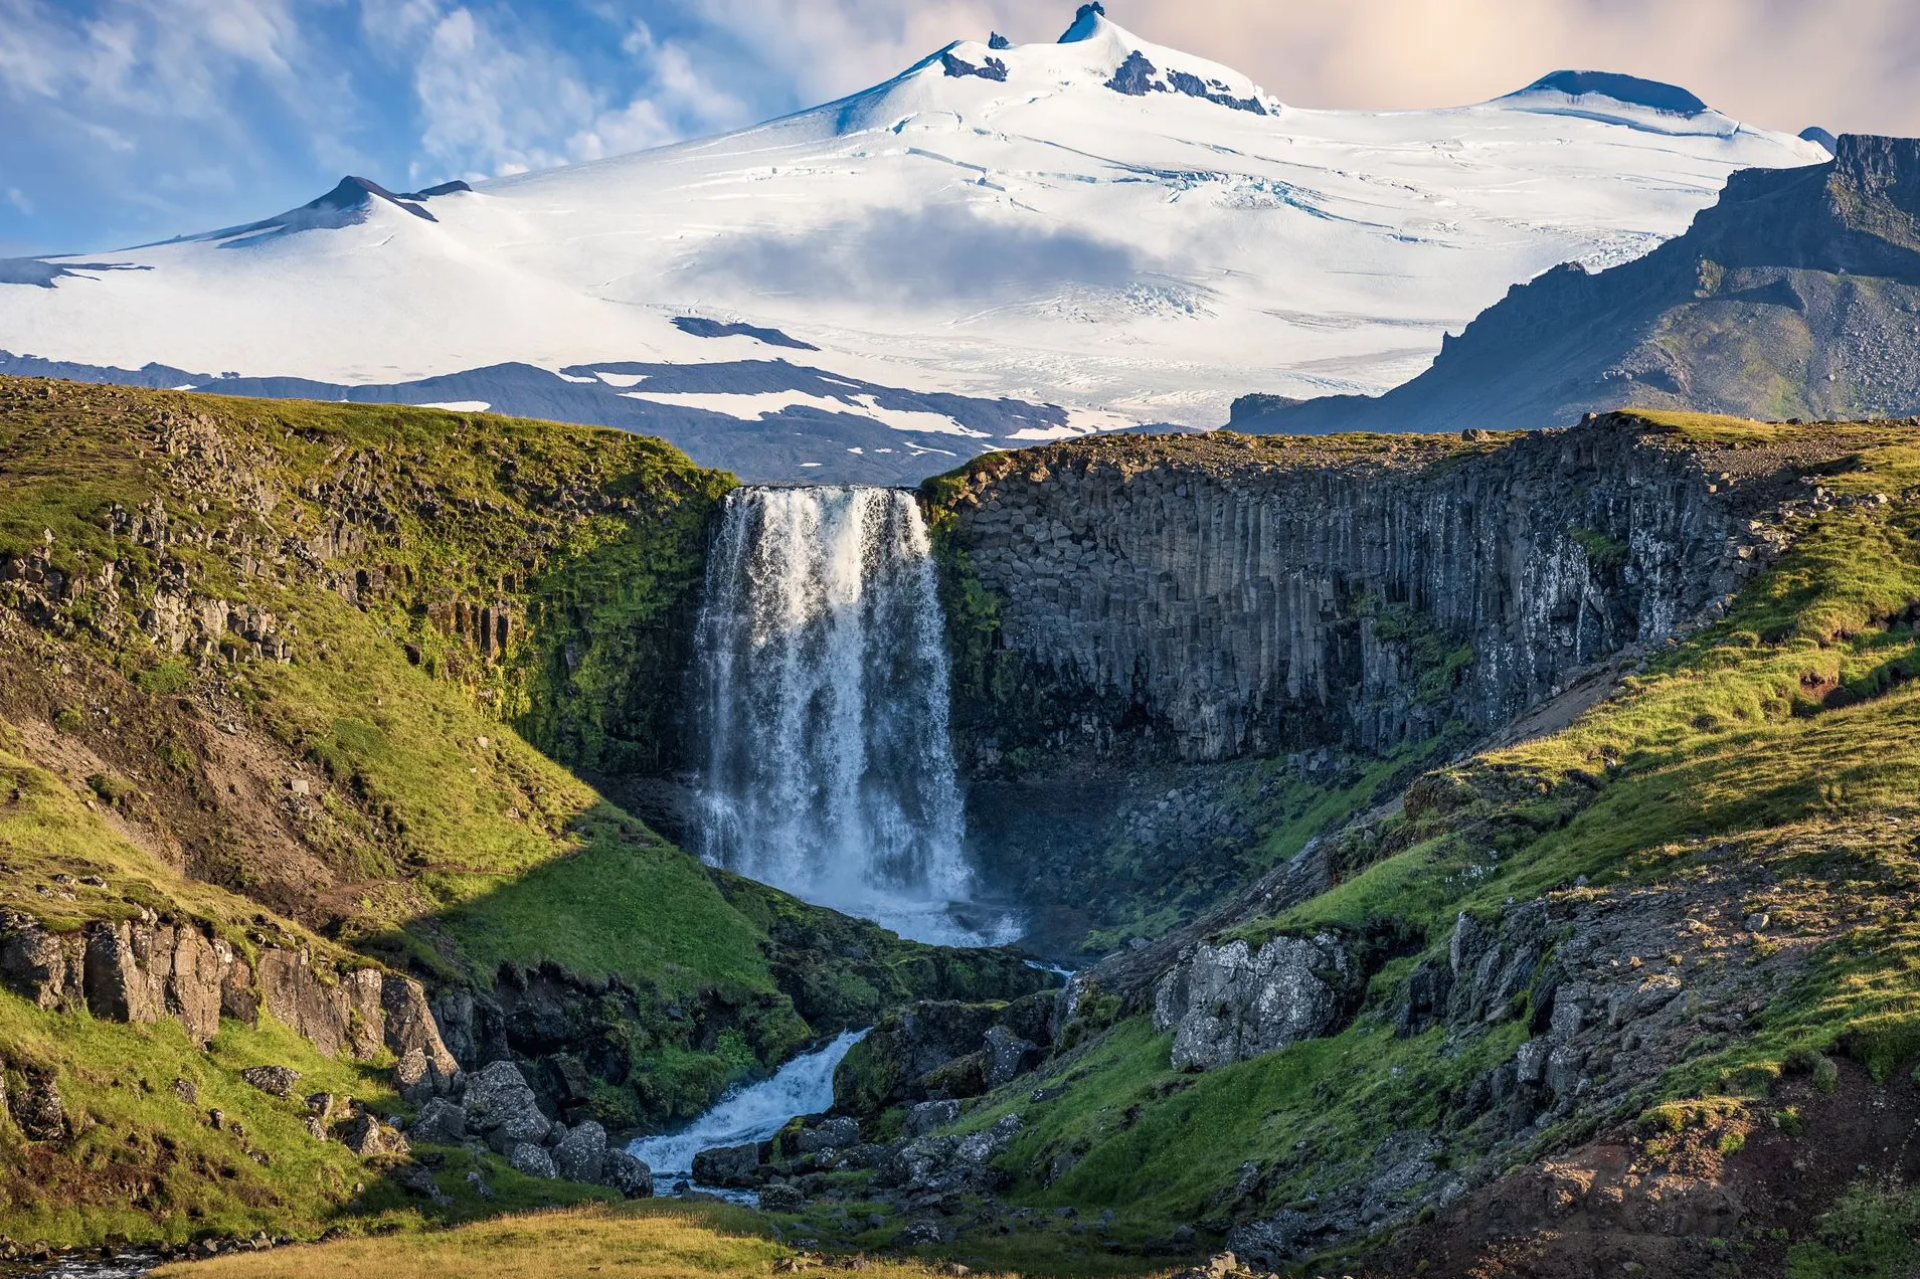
[402,1059,650,1196]
[834,994,1060,1113]
[1151,933,1362,1071]
[877,1114,1025,1196]
[0,911,456,1072]
[5,1062,69,1142]
[933,419,1758,764]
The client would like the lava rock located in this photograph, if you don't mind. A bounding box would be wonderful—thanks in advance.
[408,1098,467,1145]
[1152,934,1362,1070]
[240,1065,301,1098]
[601,1149,654,1199]
[508,1140,558,1180]
[693,1142,765,1188]
[552,1119,608,1183]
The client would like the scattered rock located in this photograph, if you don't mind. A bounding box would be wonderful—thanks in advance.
[8,1064,67,1142]
[341,1109,407,1158]
[240,1065,301,1098]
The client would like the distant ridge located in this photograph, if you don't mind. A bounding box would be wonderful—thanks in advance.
[1237,134,1920,435]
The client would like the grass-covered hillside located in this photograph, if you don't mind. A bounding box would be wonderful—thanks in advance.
[0,377,1043,1248]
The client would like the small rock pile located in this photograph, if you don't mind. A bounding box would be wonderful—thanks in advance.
[410,1059,652,1197]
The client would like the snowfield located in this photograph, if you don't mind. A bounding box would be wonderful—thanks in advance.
[0,5,1827,480]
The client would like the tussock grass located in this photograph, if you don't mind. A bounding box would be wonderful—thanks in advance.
[150,1202,965,1279]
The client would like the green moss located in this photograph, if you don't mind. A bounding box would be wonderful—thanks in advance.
[1787,1181,1920,1278]
[1569,527,1629,571]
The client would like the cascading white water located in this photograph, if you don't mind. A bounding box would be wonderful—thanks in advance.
[627,1029,867,1185]
[695,486,983,943]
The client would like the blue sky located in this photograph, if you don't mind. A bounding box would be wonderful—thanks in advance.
[5,0,1919,257]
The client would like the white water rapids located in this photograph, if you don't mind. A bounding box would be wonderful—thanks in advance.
[627,1029,867,1184]
[695,485,1001,945]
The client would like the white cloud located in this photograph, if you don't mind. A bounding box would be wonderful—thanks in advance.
[5,187,30,214]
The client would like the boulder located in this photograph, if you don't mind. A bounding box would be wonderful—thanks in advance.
[881,1114,1022,1194]
[380,974,459,1081]
[796,1115,861,1154]
[1152,934,1361,1071]
[508,1140,558,1180]
[408,1098,468,1145]
[983,1025,1040,1087]
[552,1119,608,1183]
[462,1060,550,1150]
[758,1182,806,1212]
[240,1065,302,1098]
[341,1109,407,1157]
[601,1149,654,1199]
[905,1099,960,1137]
[693,1142,766,1188]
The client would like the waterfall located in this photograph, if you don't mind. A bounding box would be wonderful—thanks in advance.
[695,486,988,944]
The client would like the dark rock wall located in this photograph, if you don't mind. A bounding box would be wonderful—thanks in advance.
[931,418,1752,766]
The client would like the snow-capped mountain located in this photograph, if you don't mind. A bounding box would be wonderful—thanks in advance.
[0,4,1827,482]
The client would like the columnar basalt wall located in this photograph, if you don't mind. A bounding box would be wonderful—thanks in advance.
[932,417,1757,764]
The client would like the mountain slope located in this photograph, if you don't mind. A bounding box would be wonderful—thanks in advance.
[1248,133,1920,435]
[0,7,1822,481]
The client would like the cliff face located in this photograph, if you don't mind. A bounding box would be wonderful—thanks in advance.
[931,416,1758,767]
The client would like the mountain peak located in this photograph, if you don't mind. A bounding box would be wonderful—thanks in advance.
[1058,3,1111,43]
[1511,70,1709,116]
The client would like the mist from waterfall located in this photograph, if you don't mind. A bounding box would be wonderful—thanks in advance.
[695,486,991,945]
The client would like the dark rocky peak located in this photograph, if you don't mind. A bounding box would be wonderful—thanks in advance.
[1800,126,1838,153]
[186,175,474,250]
[1510,70,1709,116]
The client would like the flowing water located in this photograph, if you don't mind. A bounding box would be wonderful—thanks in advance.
[627,1029,867,1185]
[695,485,998,944]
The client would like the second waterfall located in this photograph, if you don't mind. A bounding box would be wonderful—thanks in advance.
[695,486,986,944]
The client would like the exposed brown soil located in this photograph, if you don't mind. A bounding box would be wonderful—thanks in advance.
[1357,1062,1920,1279]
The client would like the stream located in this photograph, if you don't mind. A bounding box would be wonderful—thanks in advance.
[628,1029,868,1192]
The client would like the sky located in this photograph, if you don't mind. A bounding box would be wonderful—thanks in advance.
[3,0,1919,257]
